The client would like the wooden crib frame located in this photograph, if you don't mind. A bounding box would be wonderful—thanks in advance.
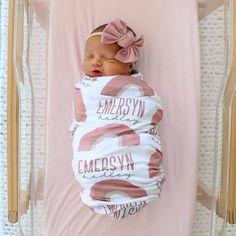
[8,0,236,227]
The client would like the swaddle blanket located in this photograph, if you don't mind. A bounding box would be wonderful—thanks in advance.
[71,72,166,219]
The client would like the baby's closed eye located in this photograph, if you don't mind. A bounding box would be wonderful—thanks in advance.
[85,55,93,59]
[104,57,116,62]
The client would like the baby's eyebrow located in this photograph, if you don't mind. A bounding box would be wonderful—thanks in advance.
[84,51,93,56]
[84,48,92,53]
[105,56,116,60]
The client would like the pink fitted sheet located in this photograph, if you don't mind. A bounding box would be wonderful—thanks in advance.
[45,0,200,235]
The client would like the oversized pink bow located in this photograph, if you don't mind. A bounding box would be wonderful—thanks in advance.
[101,19,144,63]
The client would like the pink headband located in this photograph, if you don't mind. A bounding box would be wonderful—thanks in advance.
[89,19,144,63]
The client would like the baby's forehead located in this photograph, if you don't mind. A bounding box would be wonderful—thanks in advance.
[84,37,102,53]
[84,36,120,53]
[85,36,102,47]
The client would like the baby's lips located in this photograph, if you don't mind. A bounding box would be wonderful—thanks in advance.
[92,69,101,73]
[91,69,103,76]
[91,66,101,72]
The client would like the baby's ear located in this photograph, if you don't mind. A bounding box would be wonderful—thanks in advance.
[128,63,133,74]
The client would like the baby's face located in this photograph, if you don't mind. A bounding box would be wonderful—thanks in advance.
[82,36,132,77]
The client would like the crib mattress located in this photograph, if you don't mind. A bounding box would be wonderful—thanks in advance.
[44,0,200,235]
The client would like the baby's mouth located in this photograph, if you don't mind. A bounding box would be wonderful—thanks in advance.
[93,69,101,73]
[91,69,103,76]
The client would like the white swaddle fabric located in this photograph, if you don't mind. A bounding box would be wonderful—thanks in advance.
[71,72,165,219]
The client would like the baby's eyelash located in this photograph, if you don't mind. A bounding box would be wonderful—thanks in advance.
[85,55,93,58]
[105,57,116,61]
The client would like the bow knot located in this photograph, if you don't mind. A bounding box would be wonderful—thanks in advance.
[101,19,144,63]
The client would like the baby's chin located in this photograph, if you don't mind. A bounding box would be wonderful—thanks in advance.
[86,72,112,77]
[86,71,131,77]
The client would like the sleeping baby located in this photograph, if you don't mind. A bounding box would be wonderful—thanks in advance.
[70,18,166,219]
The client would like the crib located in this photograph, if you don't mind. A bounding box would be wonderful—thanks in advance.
[1,0,236,235]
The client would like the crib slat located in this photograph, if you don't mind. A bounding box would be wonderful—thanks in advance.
[217,0,236,225]
[7,0,19,224]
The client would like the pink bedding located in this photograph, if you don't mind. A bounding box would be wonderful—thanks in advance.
[45,0,200,235]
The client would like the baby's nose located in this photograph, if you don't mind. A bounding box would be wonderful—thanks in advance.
[92,57,102,66]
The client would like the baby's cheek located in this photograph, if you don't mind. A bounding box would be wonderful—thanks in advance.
[81,61,87,73]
